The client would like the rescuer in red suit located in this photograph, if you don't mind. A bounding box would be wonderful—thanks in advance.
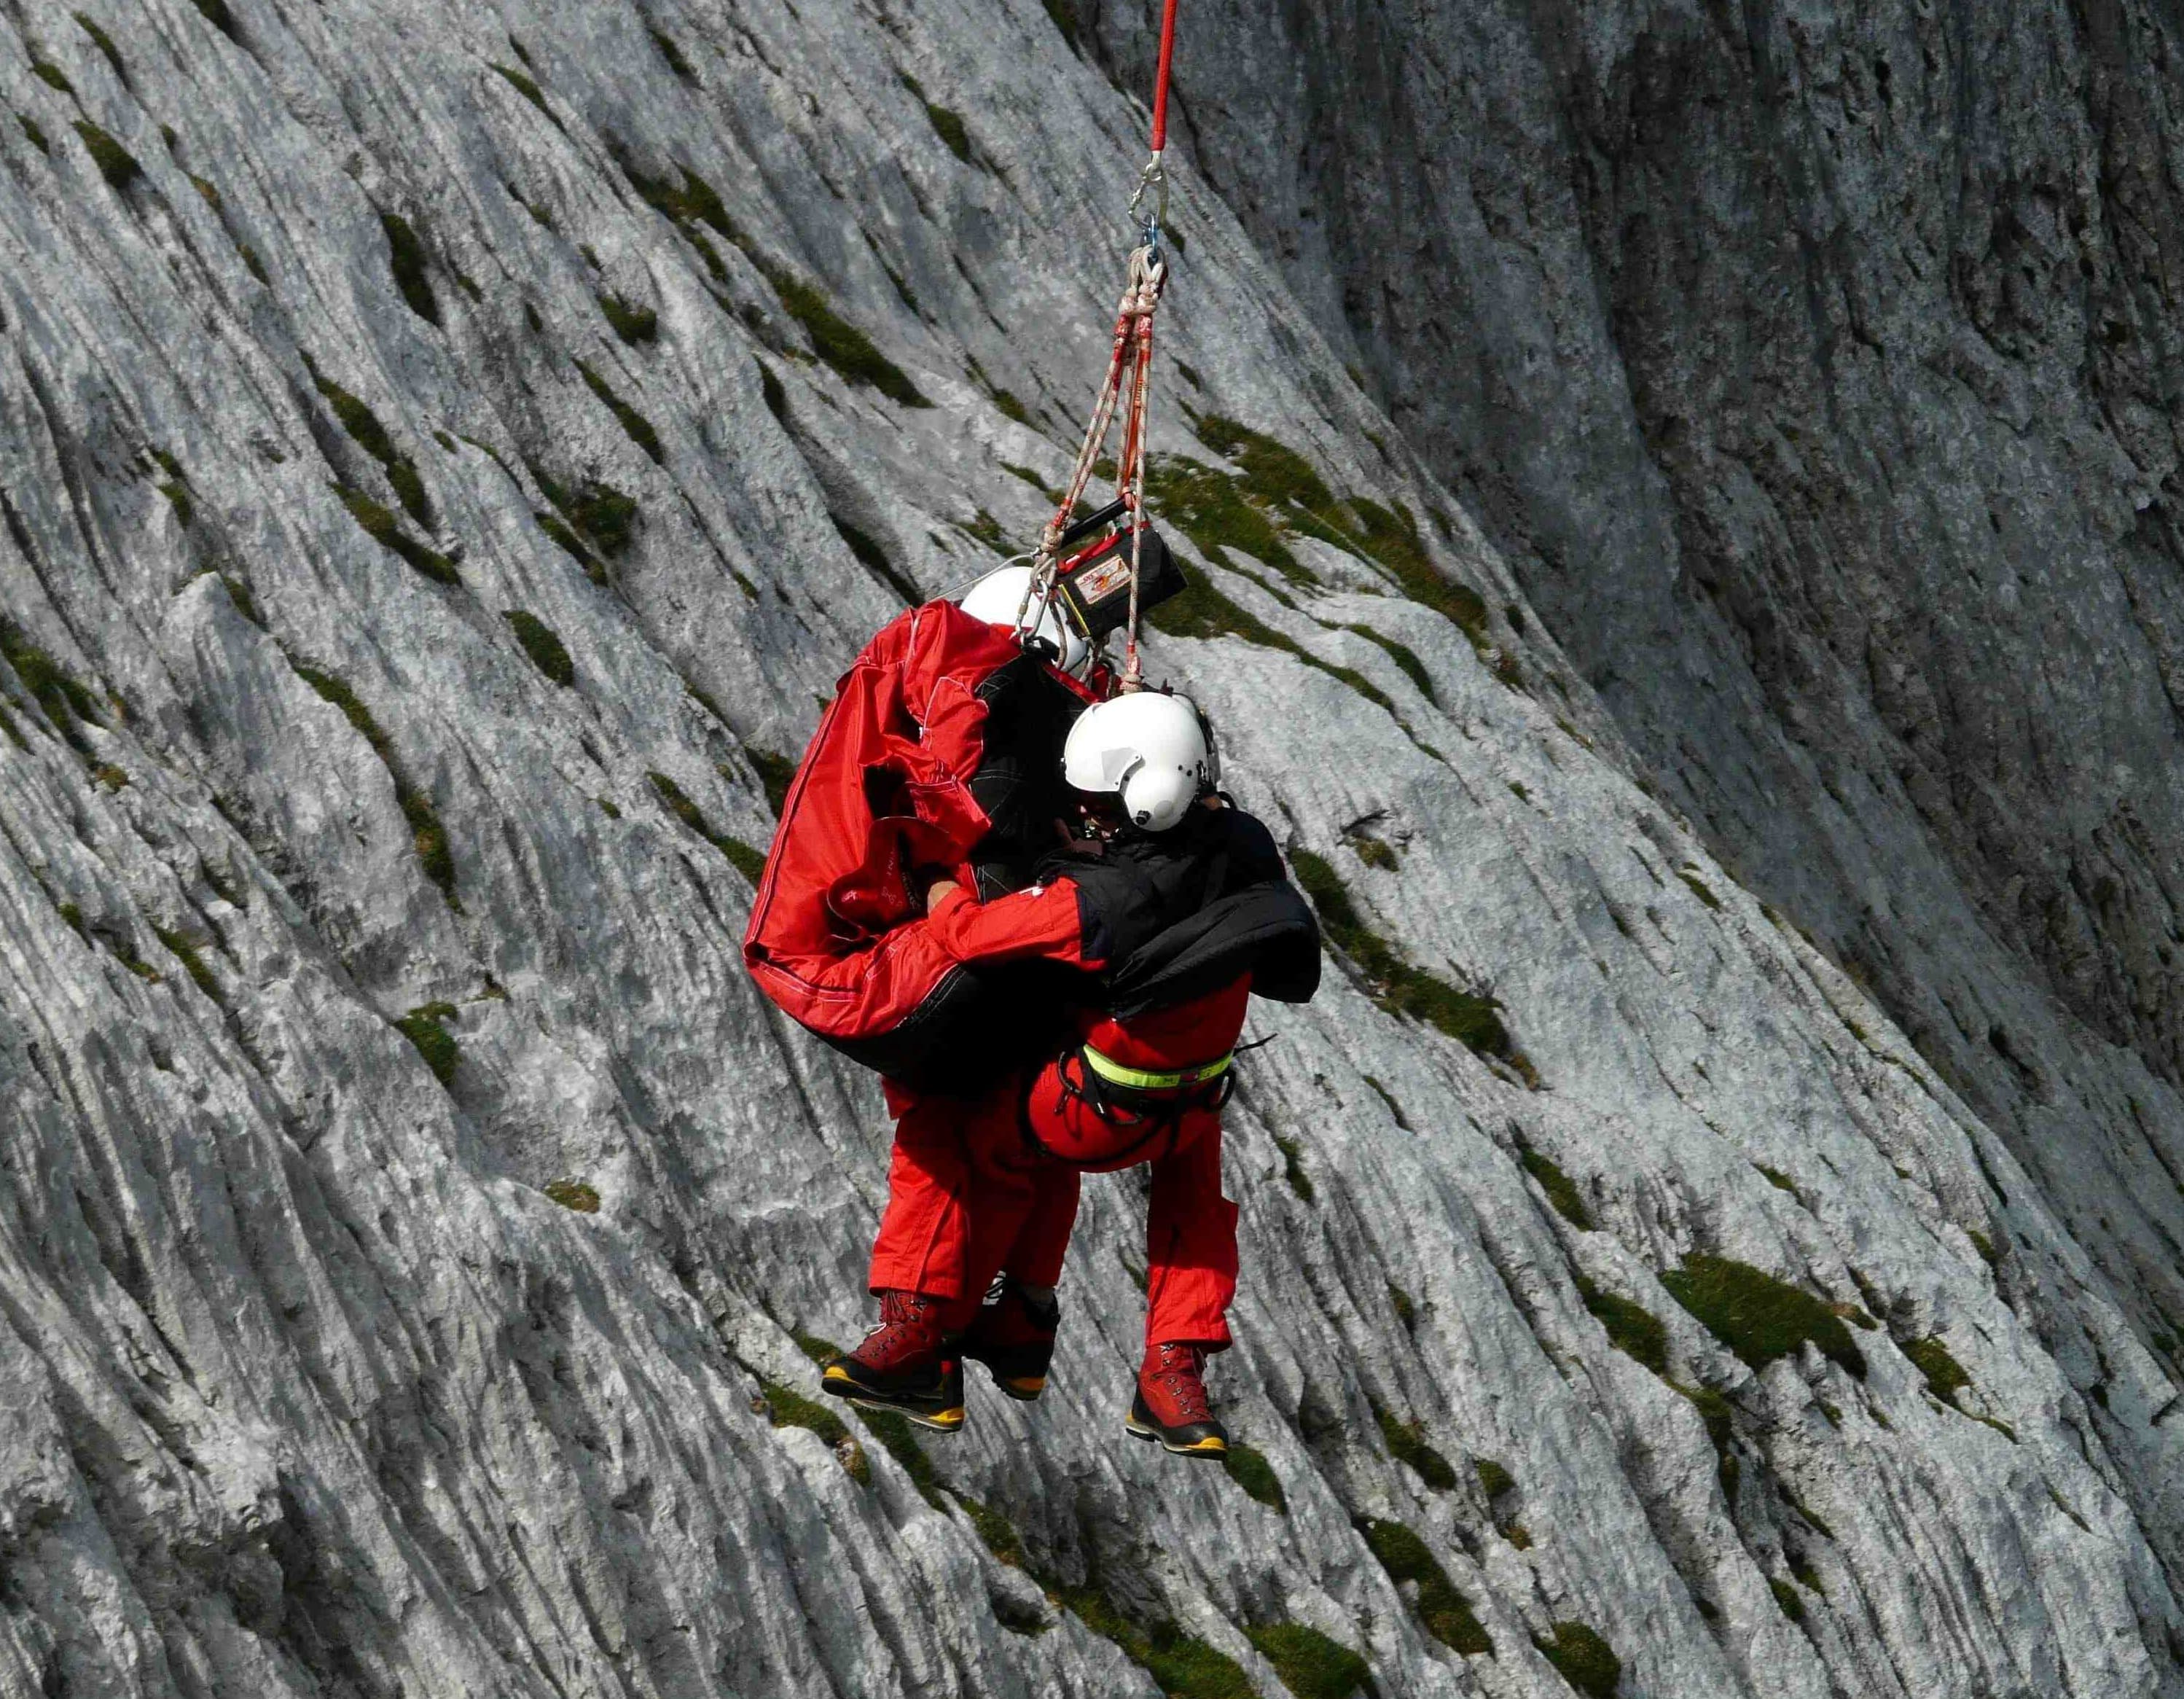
[822,692,1320,1456]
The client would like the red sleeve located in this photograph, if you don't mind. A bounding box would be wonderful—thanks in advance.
[923,878,1100,969]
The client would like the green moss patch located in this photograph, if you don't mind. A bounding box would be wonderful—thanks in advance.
[72,120,140,189]
[1577,1277,1669,1375]
[32,60,75,93]
[1288,848,1531,1076]
[1473,1456,1515,1499]
[537,512,605,583]
[19,114,50,154]
[530,471,641,560]
[1247,1623,1376,1699]
[1165,416,1493,645]
[747,749,796,816]
[1346,498,1488,642]
[1146,574,1392,711]
[1901,1335,1970,1402]
[649,771,765,882]
[152,926,222,1001]
[1374,1403,1457,1490]
[152,451,194,525]
[649,28,696,78]
[901,77,972,160]
[544,1178,600,1213]
[1659,1255,1866,1379]
[619,157,740,279]
[1144,1635,1253,1699]
[502,609,574,686]
[1222,1442,1285,1512]
[925,103,971,162]
[960,509,1007,552]
[769,270,928,406]
[1519,1140,1592,1229]
[598,291,659,344]
[491,61,559,125]
[1678,868,1723,911]
[1146,453,1313,585]
[311,370,434,528]
[1345,625,1437,703]
[1274,1133,1315,1204]
[1535,1620,1621,1695]
[294,663,457,900]
[573,358,664,463]
[1,619,105,741]
[1347,832,1398,872]
[192,0,241,41]
[380,212,439,325]
[1361,1518,1492,1655]
[395,1001,460,1085]
[834,516,921,605]
[950,1492,1022,1564]
[74,13,125,79]
[755,1371,847,1445]
[1052,1587,1250,1699]
[850,1406,945,1509]
[334,484,458,585]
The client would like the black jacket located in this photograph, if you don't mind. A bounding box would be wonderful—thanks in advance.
[1034,804,1321,1017]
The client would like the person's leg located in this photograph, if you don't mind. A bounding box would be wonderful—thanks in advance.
[1000,1163,1082,1293]
[959,1063,1087,1398]
[946,1086,1048,1328]
[1143,1112,1239,1351]
[1127,1110,1237,1458]
[865,1087,978,1302]
[832,1087,984,1430]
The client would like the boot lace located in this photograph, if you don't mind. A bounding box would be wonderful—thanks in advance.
[1148,1343,1210,1422]
[855,1290,940,1369]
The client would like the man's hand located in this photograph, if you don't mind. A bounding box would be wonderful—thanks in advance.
[925,880,960,915]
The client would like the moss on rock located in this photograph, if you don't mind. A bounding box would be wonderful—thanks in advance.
[1246,1623,1376,1699]
[1660,1254,1866,1378]
[503,609,574,686]
[73,120,140,189]
[1535,1620,1621,1696]
[1361,1518,1492,1655]
[395,1001,459,1085]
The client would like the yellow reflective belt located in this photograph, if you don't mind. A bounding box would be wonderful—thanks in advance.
[1080,1044,1232,1092]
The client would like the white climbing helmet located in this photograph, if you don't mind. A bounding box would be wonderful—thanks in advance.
[1062,691,1214,832]
[958,564,1089,673]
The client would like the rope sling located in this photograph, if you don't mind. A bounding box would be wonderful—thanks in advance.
[1015,0,1181,695]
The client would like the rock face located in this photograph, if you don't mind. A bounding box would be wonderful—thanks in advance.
[1094,0,2184,1397]
[0,3,2180,1698]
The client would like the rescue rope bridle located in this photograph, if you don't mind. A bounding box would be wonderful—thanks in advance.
[1015,0,1181,696]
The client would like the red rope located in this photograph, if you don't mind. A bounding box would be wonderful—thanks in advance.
[1149,0,1181,152]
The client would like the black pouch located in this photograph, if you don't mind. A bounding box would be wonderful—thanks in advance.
[1052,523,1186,642]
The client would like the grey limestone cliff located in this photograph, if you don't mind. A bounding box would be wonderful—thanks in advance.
[1,1,2181,1696]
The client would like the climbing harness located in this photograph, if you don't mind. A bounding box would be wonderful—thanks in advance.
[1081,1044,1233,1094]
[1016,0,1184,696]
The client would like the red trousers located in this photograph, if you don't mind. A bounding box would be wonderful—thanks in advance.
[867,1062,1241,1350]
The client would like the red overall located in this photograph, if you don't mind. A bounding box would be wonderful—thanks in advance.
[743,601,1095,1051]
[869,878,1250,1349]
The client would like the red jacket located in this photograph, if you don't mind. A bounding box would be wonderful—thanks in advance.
[742,602,1099,1084]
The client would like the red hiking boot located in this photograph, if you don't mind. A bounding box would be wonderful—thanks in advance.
[960,1279,1060,1401]
[1126,1342,1227,1458]
[822,1291,966,1432]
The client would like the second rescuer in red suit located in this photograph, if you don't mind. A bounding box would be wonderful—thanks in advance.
[829,709,1320,1454]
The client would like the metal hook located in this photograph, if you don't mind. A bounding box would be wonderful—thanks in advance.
[1126,150,1168,251]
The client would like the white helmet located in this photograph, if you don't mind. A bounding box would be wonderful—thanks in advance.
[1062,692,1214,832]
[958,564,1089,673]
